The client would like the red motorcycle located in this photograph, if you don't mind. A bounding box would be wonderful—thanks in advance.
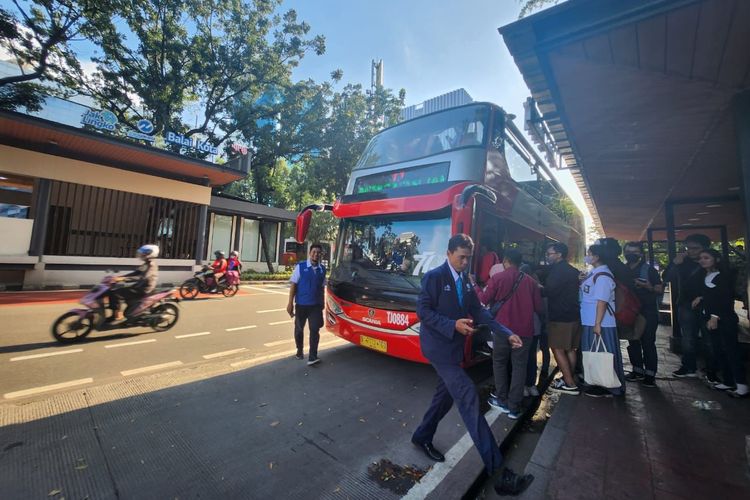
[178,266,240,299]
[51,275,180,343]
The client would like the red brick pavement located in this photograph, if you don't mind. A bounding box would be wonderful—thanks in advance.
[544,327,750,500]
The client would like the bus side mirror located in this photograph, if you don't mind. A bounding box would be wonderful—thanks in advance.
[295,210,313,243]
[295,203,334,243]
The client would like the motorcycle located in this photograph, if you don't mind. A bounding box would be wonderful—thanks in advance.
[178,266,240,299]
[51,275,180,344]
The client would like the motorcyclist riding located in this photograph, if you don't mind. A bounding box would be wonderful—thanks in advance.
[209,250,228,292]
[227,250,243,272]
[108,244,159,322]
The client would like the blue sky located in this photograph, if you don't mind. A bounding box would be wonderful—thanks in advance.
[285,0,590,230]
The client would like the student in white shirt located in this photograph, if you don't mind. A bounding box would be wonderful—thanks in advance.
[579,244,626,397]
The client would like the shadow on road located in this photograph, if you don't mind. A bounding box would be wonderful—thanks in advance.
[0,331,154,354]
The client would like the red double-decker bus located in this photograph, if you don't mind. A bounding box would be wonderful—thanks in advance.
[296,102,584,364]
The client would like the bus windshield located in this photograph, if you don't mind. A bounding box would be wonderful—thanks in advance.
[332,214,451,293]
[355,105,490,169]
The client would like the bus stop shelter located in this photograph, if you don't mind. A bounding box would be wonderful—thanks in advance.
[500,0,750,343]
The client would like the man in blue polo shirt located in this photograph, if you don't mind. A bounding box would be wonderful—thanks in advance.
[287,244,326,366]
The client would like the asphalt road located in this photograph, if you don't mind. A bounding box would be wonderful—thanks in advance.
[0,284,340,399]
[0,283,496,499]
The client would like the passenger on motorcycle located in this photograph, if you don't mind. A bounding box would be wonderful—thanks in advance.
[209,250,228,292]
[108,244,159,321]
[227,250,243,272]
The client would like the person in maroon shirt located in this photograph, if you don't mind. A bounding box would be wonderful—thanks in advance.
[473,249,544,418]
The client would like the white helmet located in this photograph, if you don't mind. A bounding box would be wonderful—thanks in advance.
[230,250,239,257]
[137,244,160,260]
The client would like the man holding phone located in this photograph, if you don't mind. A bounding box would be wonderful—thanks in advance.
[411,234,531,496]
[623,242,663,387]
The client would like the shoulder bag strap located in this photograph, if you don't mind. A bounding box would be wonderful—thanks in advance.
[493,272,525,310]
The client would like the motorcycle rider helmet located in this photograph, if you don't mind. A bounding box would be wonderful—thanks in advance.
[214,250,225,259]
[230,250,238,257]
[137,244,159,261]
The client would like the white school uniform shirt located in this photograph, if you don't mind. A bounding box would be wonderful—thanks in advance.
[580,264,616,327]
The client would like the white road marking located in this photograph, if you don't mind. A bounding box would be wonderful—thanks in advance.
[268,320,293,326]
[121,361,183,376]
[263,339,294,347]
[402,408,503,499]
[256,308,286,313]
[264,333,332,347]
[10,349,83,361]
[226,325,257,332]
[4,378,93,399]
[175,331,211,339]
[243,285,288,296]
[104,339,157,349]
[230,339,347,368]
[203,348,247,359]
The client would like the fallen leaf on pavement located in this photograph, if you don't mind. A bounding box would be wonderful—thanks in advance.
[270,421,280,427]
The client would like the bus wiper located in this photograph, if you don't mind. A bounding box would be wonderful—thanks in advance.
[367,269,420,290]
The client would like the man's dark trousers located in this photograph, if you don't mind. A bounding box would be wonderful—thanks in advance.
[412,361,503,474]
[294,304,323,357]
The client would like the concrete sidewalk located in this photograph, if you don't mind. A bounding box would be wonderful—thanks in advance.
[519,326,750,500]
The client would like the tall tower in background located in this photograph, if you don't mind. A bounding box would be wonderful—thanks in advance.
[371,59,384,91]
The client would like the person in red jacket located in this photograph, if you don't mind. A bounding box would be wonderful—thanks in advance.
[473,249,543,418]
[227,250,243,272]
[210,250,228,292]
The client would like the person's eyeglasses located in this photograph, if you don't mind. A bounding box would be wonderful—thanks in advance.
[546,251,559,257]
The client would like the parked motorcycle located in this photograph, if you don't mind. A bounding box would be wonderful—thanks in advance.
[51,275,180,343]
[178,266,240,299]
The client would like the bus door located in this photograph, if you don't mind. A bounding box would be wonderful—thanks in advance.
[473,209,506,286]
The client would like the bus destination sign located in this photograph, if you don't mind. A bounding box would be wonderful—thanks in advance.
[354,162,449,194]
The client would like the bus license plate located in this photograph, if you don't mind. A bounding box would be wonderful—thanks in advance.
[360,335,387,353]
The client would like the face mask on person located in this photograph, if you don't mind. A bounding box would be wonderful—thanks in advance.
[584,255,594,266]
[624,253,641,264]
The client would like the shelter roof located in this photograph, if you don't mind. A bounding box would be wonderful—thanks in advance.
[500,0,750,240]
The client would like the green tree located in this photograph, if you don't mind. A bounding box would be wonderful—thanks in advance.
[0,0,104,110]
[518,0,562,18]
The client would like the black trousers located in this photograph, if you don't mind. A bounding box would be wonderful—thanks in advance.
[627,308,659,377]
[294,304,323,357]
[708,317,747,386]
[108,287,143,317]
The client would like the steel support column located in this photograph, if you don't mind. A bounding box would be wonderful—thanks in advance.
[664,201,680,348]
[646,228,655,267]
[28,178,51,256]
[719,225,729,263]
[735,90,750,308]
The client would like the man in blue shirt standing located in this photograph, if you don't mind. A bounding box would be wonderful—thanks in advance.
[287,244,326,366]
[412,234,533,495]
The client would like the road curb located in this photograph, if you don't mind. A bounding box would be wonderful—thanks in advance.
[517,390,577,499]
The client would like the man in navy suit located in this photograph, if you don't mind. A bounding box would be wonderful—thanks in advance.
[412,234,533,495]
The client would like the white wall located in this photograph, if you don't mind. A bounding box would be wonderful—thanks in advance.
[0,218,33,255]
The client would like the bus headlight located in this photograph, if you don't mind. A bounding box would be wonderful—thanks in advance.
[327,296,343,315]
[409,322,421,334]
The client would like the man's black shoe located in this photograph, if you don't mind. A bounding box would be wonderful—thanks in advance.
[494,467,534,496]
[411,440,445,462]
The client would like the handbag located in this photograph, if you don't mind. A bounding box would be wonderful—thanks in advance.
[583,336,622,388]
[489,272,525,317]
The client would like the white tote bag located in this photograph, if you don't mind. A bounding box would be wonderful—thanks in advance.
[583,336,622,389]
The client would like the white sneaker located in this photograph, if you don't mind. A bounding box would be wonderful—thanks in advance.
[526,386,540,397]
[714,383,735,391]
[728,383,749,398]
[486,340,494,349]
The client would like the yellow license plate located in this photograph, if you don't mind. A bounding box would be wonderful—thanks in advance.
[360,335,387,353]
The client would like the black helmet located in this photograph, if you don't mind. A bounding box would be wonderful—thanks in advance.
[214,250,225,259]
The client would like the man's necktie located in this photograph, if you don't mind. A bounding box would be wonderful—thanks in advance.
[456,276,464,307]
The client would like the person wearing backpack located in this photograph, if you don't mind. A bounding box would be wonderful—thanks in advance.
[579,244,626,397]
[623,242,663,387]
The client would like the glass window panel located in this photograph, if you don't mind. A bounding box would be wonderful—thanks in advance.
[241,219,260,262]
[259,221,278,263]
[210,214,233,257]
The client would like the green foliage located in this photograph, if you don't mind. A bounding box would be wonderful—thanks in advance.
[241,270,292,281]
[518,0,562,18]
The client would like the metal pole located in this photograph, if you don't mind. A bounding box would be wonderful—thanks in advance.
[734,90,750,311]
[28,178,51,256]
[664,201,680,349]
[647,228,655,267]
[720,225,729,263]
